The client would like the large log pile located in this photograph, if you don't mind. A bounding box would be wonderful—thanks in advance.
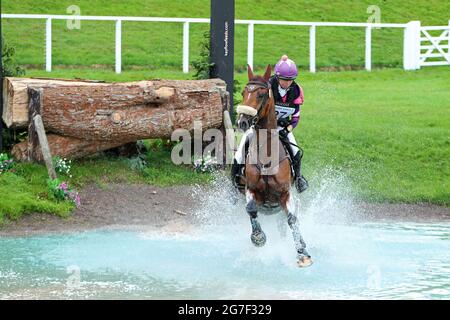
[2,77,228,161]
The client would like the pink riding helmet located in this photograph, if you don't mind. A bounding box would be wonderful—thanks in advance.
[274,55,298,80]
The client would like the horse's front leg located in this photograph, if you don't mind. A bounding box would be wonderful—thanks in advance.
[246,190,266,247]
[277,213,287,238]
[282,192,313,267]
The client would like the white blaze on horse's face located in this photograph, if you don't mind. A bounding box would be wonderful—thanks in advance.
[236,83,271,131]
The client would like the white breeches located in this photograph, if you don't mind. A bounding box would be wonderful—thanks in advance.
[234,127,300,164]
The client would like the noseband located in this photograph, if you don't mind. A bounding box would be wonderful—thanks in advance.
[237,80,272,129]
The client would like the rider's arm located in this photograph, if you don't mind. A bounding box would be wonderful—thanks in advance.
[288,85,304,131]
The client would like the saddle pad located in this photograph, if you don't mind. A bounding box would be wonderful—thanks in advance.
[247,134,289,175]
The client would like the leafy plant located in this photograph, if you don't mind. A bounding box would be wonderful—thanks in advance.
[53,156,72,175]
[192,31,214,80]
[1,37,26,153]
[233,79,242,107]
[0,153,15,174]
[47,178,80,207]
[47,178,66,201]
[128,153,148,172]
[126,140,150,171]
[1,36,25,77]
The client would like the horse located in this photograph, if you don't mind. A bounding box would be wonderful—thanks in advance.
[234,64,313,268]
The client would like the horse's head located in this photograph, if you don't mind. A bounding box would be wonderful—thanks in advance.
[236,64,273,131]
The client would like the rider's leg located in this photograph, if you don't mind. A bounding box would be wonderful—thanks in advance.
[231,129,253,186]
[287,132,309,193]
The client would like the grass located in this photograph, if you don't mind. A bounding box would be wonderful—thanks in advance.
[70,142,212,187]
[1,1,449,221]
[1,66,449,224]
[0,141,212,224]
[3,0,450,70]
[0,167,73,224]
[291,67,450,205]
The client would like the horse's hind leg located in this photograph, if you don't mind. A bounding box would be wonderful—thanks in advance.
[281,192,313,267]
[246,190,266,247]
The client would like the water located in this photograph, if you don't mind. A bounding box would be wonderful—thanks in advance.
[1,173,449,299]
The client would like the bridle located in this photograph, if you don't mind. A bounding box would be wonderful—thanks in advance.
[237,80,272,129]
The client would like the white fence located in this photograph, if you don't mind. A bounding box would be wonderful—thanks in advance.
[2,14,449,73]
[420,25,450,67]
[403,21,450,69]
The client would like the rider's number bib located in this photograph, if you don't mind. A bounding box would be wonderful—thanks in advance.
[275,105,295,119]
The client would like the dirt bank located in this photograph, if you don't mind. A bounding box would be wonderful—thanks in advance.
[1,183,449,237]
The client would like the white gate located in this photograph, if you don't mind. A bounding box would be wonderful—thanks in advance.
[419,25,450,67]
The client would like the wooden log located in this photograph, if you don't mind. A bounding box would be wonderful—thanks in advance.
[38,84,223,142]
[2,77,227,133]
[3,77,111,128]
[5,77,229,162]
[11,134,127,162]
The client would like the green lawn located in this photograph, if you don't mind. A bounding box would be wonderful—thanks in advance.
[0,141,212,223]
[1,66,449,224]
[3,0,450,70]
[1,1,449,221]
[293,67,450,205]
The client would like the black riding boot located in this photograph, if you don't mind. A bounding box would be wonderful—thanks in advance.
[231,159,245,188]
[292,152,308,193]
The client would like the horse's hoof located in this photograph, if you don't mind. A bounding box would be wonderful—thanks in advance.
[251,231,266,247]
[297,255,313,268]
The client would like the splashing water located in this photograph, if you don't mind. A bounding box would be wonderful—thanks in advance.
[0,170,449,299]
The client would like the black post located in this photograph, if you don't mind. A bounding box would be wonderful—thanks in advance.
[210,0,235,117]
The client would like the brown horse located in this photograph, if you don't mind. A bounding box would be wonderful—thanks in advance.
[235,64,313,267]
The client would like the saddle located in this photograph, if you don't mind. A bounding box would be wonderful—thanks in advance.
[236,133,294,190]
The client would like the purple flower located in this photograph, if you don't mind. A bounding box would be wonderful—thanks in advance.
[59,182,68,191]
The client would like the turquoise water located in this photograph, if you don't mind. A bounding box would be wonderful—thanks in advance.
[1,218,449,299]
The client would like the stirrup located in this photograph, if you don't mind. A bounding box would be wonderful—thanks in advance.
[295,175,308,193]
[231,164,245,189]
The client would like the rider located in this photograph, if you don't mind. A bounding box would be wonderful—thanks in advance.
[231,54,309,193]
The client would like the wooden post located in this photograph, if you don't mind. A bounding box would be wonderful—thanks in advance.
[27,87,42,161]
[218,89,235,166]
[34,114,57,180]
[27,87,57,180]
[223,109,234,166]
